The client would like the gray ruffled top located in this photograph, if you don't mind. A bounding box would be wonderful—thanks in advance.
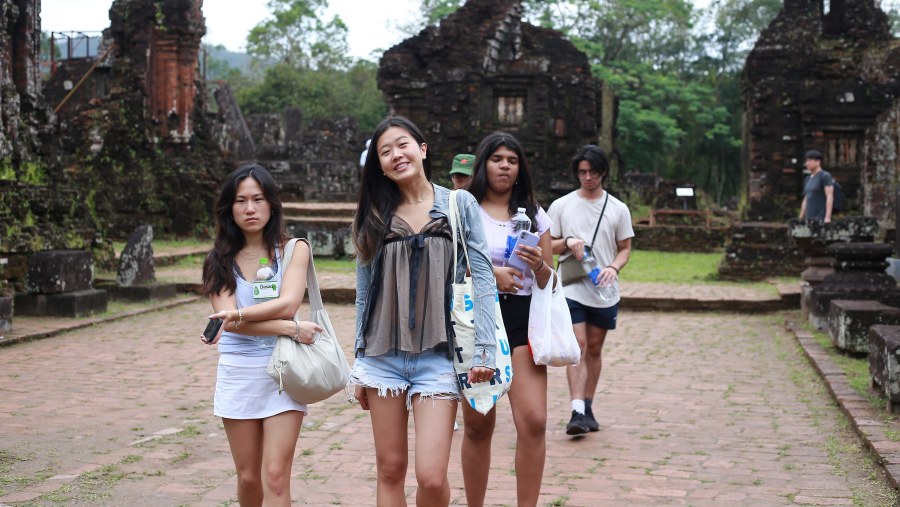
[362,214,453,357]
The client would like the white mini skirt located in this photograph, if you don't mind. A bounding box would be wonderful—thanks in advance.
[214,353,307,419]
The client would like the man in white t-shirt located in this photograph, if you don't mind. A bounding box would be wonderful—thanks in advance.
[547,145,634,436]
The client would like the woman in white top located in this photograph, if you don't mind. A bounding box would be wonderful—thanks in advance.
[460,132,554,507]
[201,164,322,506]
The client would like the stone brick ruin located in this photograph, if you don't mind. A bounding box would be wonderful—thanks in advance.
[1,0,230,325]
[43,0,224,239]
[214,104,362,202]
[378,0,616,205]
[719,0,900,279]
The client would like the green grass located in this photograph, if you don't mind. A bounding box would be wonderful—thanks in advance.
[621,249,723,284]
[310,249,731,284]
[807,324,886,410]
[124,238,783,289]
[113,238,211,253]
[315,257,357,273]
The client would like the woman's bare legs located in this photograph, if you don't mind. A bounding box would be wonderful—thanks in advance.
[260,410,304,506]
[460,402,497,507]
[223,418,264,506]
[508,347,548,507]
[412,395,458,507]
[367,388,411,506]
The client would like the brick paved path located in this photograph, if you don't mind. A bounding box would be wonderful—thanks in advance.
[1,302,896,506]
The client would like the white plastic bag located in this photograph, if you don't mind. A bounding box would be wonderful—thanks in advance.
[528,269,581,367]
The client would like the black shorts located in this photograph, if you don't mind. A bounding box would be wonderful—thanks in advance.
[566,298,618,330]
[499,293,531,349]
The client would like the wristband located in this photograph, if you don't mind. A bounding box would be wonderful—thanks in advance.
[608,265,619,274]
[236,308,243,329]
[564,236,573,251]
[535,261,545,273]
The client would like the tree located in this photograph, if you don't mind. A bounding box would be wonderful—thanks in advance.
[391,0,464,38]
[238,60,386,132]
[237,0,387,131]
[246,0,350,70]
[527,0,776,204]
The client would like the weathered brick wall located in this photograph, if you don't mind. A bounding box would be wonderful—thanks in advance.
[378,0,613,204]
[632,225,728,253]
[718,222,806,280]
[0,180,108,290]
[45,0,225,238]
[243,111,361,202]
[742,0,900,221]
[863,102,900,231]
[0,0,48,167]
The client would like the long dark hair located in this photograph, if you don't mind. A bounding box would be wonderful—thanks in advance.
[352,116,431,264]
[468,131,539,232]
[201,164,289,296]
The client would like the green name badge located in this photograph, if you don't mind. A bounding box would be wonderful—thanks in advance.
[253,280,280,299]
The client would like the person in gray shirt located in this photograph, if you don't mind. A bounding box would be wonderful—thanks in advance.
[799,149,834,223]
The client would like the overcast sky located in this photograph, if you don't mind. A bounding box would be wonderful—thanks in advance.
[40,0,420,60]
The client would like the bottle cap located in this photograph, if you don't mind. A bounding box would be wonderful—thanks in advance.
[259,257,268,265]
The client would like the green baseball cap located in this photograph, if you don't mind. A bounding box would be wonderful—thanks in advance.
[449,153,475,176]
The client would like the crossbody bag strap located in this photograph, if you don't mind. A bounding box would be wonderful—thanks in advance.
[448,190,471,275]
[587,191,610,249]
[282,238,325,312]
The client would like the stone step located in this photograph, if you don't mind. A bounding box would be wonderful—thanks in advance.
[283,202,356,219]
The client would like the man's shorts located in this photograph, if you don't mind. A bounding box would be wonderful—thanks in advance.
[566,298,618,330]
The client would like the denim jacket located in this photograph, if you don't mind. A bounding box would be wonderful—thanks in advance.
[354,184,498,370]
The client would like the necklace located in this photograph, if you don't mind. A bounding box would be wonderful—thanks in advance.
[403,189,432,206]
[238,248,265,261]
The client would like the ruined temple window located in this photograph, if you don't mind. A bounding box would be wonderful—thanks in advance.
[497,96,525,125]
[825,136,860,166]
[554,118,566,137]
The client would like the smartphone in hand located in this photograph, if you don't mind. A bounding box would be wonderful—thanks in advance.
[202,318,223,344]
[506,230,540,272]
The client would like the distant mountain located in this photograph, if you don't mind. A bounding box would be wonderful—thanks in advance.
[205,45,252,72]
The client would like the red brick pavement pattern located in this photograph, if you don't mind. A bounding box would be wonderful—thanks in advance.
[1,303,895,506]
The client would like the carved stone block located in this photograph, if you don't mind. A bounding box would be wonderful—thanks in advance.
[828,299,900,354]
[0,296,12,334]
[14,289,107,317]
[117,225,155,287]
[25,250,93,294]
[870,325,900,414]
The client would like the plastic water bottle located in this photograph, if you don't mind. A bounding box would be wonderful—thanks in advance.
[598,279,618,302]
[580,246,602,285]
[505,207,531,263]
[256,258,275,281]
[580,246,618,301]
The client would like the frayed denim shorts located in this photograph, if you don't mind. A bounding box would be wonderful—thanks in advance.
[350,348,460,409]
